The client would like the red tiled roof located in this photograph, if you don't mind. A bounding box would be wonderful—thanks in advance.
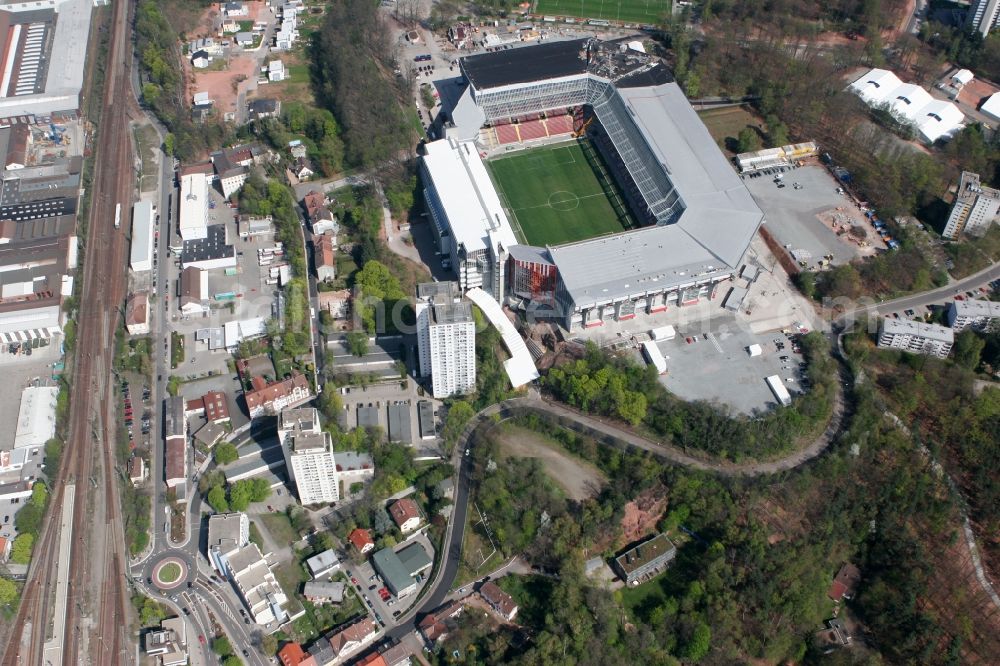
[388,498,419,528]
[328,617,377,655]
[315,233,335,268]
[165,437,186,483]
[244,373,309,412]
[355,653,387,666]
[203,390,231,422]
[125,292,149,327]
[348,528,374,552]
[278,643,308,666]
[186,398,205,413]
[179,162,214,176]
[480,581,518,618]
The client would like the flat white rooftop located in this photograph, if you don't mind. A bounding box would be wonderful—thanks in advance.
[423,138,517,254]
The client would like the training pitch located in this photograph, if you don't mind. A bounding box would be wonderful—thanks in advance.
[488,141,629,247]
[533,0,671,24]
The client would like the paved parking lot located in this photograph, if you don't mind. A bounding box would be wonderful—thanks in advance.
[744,165,862,267]
[339,531,436,629]
[644,314,807,415]
[0,343,63,449]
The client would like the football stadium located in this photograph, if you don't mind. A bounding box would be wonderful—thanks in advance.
[421,38,764,332]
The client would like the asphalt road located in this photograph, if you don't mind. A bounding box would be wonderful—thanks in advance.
[840,261,1000,322]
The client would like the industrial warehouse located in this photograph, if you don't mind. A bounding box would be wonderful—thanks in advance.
[422,38,764,331]
[0,0,92,120]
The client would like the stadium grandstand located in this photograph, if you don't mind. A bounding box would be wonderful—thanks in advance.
[424,38,763,332]
[0,0,92,120]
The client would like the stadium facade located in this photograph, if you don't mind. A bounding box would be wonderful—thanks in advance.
[423,38,764,332]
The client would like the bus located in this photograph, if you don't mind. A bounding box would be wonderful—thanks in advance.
[114,202,122,229]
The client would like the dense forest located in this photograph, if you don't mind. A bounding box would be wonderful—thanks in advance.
[543,333,837,461]
[312,0,415,169]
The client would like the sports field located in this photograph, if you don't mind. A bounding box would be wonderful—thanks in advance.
[488,141,630,247]
[533,0,671,24]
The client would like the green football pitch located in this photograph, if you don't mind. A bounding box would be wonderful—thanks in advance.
[488,141,630,247]
[533,0,671,24]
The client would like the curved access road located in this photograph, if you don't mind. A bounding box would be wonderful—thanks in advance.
[390,368,849,640]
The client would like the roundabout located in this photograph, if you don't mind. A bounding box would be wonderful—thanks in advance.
[151,556,188,590]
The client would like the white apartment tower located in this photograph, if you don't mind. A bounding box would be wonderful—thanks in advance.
[416,282,477,399]
[967,0,1000,37]
[279,408,340,505]
[943,171,1000,239]
[877,318,954,358]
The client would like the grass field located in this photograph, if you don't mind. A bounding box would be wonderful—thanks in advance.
[533,0,671,24]
[488,141,628,247]
[696,106,763,155]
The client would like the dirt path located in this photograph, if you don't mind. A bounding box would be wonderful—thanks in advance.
[494,425,607,500]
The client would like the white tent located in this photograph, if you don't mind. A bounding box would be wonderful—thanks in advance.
[747,344,762,357]
[981,92,1000,123]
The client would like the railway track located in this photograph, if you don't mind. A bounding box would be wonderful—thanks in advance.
[0,0,137,663]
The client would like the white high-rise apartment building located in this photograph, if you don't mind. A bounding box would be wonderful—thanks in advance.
[416,282,476,399]
[942,172,1000,240]
[967,0,1000,37]
[279,408,339,505]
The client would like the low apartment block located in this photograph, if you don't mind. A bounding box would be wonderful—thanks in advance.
[947,298,1000,332]
[877,318,954,358]
[612,533,677,586]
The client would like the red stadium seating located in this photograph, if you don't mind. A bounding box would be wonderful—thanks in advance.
[518,119,547,141]
[545,115,574,136]
[496,124,520,145]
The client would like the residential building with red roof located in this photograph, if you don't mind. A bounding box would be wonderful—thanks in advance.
[278,642,316,666]
[327,617,378,663]
[243,372,311,418]
[388,498,421,533]
[314,233,336,282]
[348,528,375,554]
[480,581,519,621]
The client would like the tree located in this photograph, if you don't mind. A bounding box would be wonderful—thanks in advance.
[442,401,476,449]
[682,621,711,662]
[207,486,230,513]
[212,635,233,656]
[137,596,167,627]
[214,442,239,466]
[223,656,242,666]
[346,331,369,357]
[953,329,985,370]
[30,482,48,509]
[736,127,761,153]
[14,503,43,538]
[0,577,18,607]
[10,534,33,564]
[260,633,278,656]
[318,384,344,422]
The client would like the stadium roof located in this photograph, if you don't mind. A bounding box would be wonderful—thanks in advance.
[461,38,589,89]
[550,82,763,309]
[465,287,539,388]
[422,138,517,254]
